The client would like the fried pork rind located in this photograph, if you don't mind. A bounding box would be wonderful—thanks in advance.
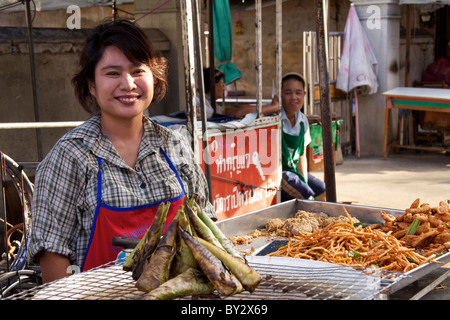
[434,232,450,245]
[380,198,450,257]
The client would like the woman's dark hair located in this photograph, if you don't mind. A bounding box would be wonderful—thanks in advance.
[72,19,168,114]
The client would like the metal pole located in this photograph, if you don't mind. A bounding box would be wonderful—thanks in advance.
[0,121,83,129]
[315,0,336,202]
[275,0,282,204]
[255,0,262,117]
[180,0,198,155]
[0,153,9,272]
[112,0,118,20]
[208,0,216,113]
[25,0,43,161]
[405,4,410,87]
[275,0,282,103]
[192,0,212,203]
[323,0,329,68]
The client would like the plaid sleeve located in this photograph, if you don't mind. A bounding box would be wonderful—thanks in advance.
[27,140,84,264]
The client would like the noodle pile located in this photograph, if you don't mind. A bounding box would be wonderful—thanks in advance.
[267,221,436,273]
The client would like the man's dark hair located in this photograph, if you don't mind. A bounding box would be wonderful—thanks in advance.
[203,68,225,93]
[282,72,306,89]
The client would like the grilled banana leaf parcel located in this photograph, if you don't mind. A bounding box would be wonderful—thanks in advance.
[178,226,243,296]
[136,215,179,292]
[142,268,214,300]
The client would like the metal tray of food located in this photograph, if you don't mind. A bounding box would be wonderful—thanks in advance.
[216,199,450,294]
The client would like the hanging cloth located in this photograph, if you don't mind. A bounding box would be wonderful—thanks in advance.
[336,5,378,95]
[213,0,242,84]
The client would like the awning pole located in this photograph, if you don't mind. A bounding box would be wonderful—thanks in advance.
[192,0,212,203]
[405,4,411,87]
[275,0,282,102]
[255,0,262,117]
[112,0,118,20]
[315,0,336,202]
[25,0,43,161]
[208,0,216,113]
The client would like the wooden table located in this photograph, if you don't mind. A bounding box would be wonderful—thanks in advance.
[382,87,450,159]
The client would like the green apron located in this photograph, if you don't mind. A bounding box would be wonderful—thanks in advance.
[281,122,306,183]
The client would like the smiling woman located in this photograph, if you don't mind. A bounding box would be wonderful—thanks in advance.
[72,19,167,116]
[88,45,155,166]
[27,19,216,283]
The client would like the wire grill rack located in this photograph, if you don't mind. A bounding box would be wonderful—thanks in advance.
[4,257,406,300]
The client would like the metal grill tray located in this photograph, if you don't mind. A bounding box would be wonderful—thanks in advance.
[6,256,403,300]
[216,199,450,294]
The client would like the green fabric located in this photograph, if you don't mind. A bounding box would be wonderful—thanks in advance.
[391,99,450,109]
[281,123,306,183]
[309,120,342,149]
[213,0,242,84]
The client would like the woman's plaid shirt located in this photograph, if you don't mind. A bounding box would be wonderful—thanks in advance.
[27,115,215,267]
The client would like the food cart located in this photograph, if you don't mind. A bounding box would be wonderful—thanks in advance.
[177,0,343,219]
[175,0,283,220]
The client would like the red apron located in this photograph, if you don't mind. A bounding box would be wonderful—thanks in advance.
[81,148,186,272]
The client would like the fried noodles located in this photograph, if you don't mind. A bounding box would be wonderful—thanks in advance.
[267,209,436,273]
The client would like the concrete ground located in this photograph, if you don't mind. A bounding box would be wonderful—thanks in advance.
[312,150,450,300]
[311,150,450,211]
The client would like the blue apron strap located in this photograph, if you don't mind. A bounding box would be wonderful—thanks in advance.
[160,147,187,195]
[96,157,103,203]
[81,157,103,271]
